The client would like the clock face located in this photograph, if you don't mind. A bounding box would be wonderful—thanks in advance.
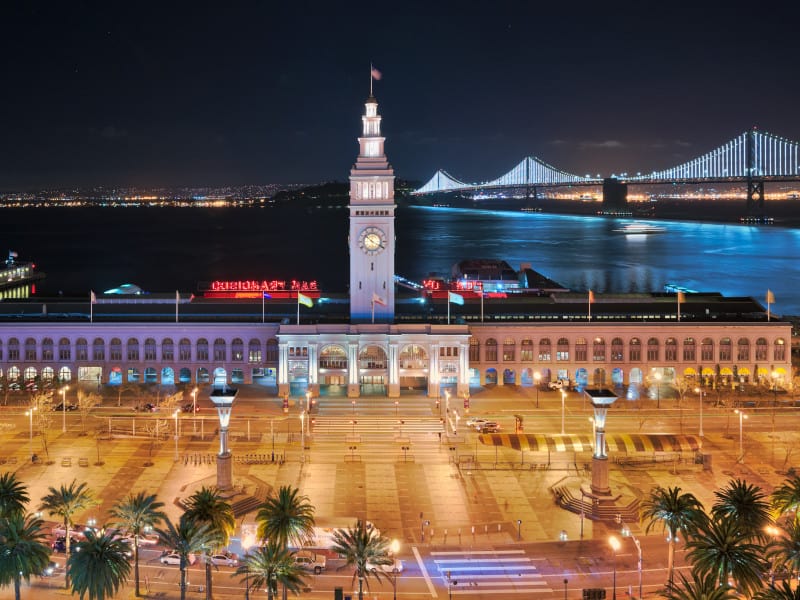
[358,227,386,255]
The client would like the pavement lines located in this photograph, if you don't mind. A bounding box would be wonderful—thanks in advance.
[431,549,552,596]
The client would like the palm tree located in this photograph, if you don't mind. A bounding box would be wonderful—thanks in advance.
[754,580,800,600]
[182,486,235,600]
[712,478,773,541]
[235,541,306,600]
[156,517,218,600]
[109,491,167,597]
[0,472,29,518]
[256,485,315,549]
[767,518,800,580]
[686,515,767,597]
[664,570,738,600]
[330,520,392,600]
[39,479,95,589]
[68,527,132,600]
[642,485,706,587]
[772,475,800,517]
[0,512,52,600]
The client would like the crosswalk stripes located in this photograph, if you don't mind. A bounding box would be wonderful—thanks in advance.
[432,549,551,595]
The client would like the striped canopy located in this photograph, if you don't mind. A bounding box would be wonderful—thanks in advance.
[478,433,701,453]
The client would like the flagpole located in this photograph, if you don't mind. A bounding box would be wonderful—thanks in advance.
[90,292,93,323]
[447,295,451,325]
[480,288,484,322]
[262,293,265,323]
[371,299,375,324]
[297,294,300,325]
[175,291,179,323]
[370,62,373,96]
[677,296,681,322]
[588,292,592,322]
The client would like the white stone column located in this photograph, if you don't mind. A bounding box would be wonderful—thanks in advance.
[428,344,440,397]
[307,343,319,396]
[388,341,400,398]
[347,342,360,397]
[457,342,469,396]
[278,343,289,397]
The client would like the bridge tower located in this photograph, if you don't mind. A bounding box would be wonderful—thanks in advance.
[746,128,765,215]
[348,93,396,323]
[602,178,628,209]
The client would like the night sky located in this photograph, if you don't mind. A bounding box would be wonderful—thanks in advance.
[1,1,799,190]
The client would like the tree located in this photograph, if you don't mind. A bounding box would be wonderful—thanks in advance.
[76,390,101,436]
[156,518,218,600]
[754,580,800,600]
[0,472,29,518]
[712,478,772,542]
[68,528,132,600]
[0,512,52,600]
[767,518,800,580]
[39,479,96,589]
[182,486,235,600]
[664,570,738,600]
[686,516,767,597]
[330,520,392,600]
[772,475,800,517]
[109,491,167,597]
[642,485,706,587]
[256,485,315,549]
[235,541,306,600]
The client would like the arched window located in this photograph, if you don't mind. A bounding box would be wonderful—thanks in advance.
[110,338,122,361]
[556,338,570,361]
[127,338,139,361]
[755,337,768,361]
[485,339,498,362]
[469,338,480,362]
[196,339,209,361]
[265,339,279,363]
[502,338,515,362]
[683,337,695,362]
[520,339,533,361]
[231,338,244,362]
[701,338,714,362]
[213,339,226,361]
[719,337,731,361]
[24,338,36,361]
[93,338,105,361]
[538,338,551,362]
[144,338,157,361]
[76,338,88,361]
[664,338,677,361]
[575,338,587,361]
[611,338,624,362]
[42,338,54,361]
[179,338,191,361]
[737,338,750,361]
[647,338,659,362]
[162,338,174,361]
[320,345,348,369]
[58,338,71,361]
[774,338,786,361]
[592,337,605,361]
[0,339,3,361]
[248,339,262,363]
[400,345,428,369]
[8,338,20,361]
[629,338,641,362]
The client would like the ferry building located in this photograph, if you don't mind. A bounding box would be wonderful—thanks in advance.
[0,94,793,400]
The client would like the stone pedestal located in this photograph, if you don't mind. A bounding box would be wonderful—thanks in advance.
[347,384,360,398]
[591,457,611,495]
[388,383,400,398]
[217,452,233,491]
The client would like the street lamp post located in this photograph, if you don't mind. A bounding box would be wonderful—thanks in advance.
[191,387,198,433]
[534,372,541,408]
[26,406,37,462]
[735,408,748,463]
[654,371,662,409]
[517,519,522,540]
[173,409,180,461]
[61,385,69,433]
[300,411,306,462]
[445,390,451,415]
[390,539,400,600]
[609,535,621,600]
[694,387,704,438]
[560,390,566,435]
[563,578,568,600]
[617,516,642,600]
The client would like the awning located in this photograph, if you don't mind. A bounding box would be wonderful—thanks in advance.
[478,433,701,453]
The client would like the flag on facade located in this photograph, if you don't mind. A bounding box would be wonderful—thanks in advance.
[677,291,685,303]
[90,290,97,304]
[298,292,313,308]
[766,289,775,304]
[263,292,272,299]
[588,290,595,304]
[372,292,387,306]
[448,291,464,306]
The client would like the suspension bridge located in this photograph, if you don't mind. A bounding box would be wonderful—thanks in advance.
[412,128,800,214]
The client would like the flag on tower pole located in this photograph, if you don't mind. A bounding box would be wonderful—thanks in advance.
[588,289,595,321]
[297,292,313,324]
[677,291,685,322]
[90,290,96,322]
[447,291,464,325]
[766,289,775,321]
[370,64,382,95]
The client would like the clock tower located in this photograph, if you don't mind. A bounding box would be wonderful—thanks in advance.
[349,94,395,322]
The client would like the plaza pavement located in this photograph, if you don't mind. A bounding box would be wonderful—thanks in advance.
[1,383,797,599]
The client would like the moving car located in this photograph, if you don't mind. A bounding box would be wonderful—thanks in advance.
[51,536,80,554]
[366,558,404,574]
[479,422,500,434]
[182,402,200,413]
[466,417,488,430]
[39,561,63,577]
[209,552,239,567]
[53,402,78,411]
[122,532,160,547]
[135,403,159,412]
[160,551,197,566]
[294,550,326,574]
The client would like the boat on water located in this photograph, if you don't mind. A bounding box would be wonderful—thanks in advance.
[0,250,46,291]
[612,222,667,235]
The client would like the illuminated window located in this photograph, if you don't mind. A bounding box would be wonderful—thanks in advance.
[737,338,749,361]
[144,338,157,361]
[248,339,262,364]
[59,338,71,361]
[574,338,587,362]
[485,339,498,362]
[774,338,786,361]
[593,338,605,361]
[213,339,226,361]
[179,338,191,361]
[196,339,209,361]
[647,338,659,362]
[538,338,551,362]
[683,338,695,362]
[162,338,174,361]
[755,337,768,361]
[629,338,641,362]
[24,338,36,361]
[127,338,139,361]
[611,338,624,361]
[502,338,515,362]
[42,338,54,361]
[93,338,105,361]
[520,339,533,362]
[556,338,570,361]
[232,338,244,362]
[76,338,88,361]
[719,338,731,361]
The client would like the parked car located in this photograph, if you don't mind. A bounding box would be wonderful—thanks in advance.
[160,551,196,566]
[208,551,238,567]
[366,558,404,574]
[39,560,63,577]
[182,402,200,413]
[466,417,488,430]
[122,532,161,547]
[134,403,158,413]
[548,380,564,390]
[479,422,500,434]
[293,550,326,574]
[52,402,78,411]
[51,536,80,554]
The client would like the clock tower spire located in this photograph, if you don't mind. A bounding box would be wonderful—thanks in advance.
[348,91,395,322]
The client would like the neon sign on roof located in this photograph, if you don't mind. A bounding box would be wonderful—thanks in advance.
[209,280,319,292]
[422,279,483,291]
